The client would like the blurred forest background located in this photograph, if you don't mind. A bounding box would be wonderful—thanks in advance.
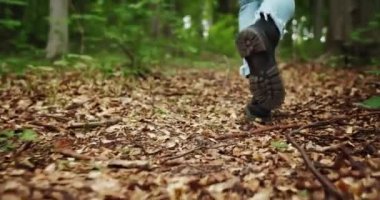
[0,0,380,74]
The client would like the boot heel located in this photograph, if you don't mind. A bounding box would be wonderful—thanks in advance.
[236,28,268,57]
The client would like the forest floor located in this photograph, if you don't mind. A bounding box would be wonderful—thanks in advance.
[0,62,379,200]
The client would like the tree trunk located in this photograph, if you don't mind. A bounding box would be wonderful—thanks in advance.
[312,0,324,40]
[150,2,161,38]
[327,0,380,64]
[217,0,235,14]
[46,0,69,59]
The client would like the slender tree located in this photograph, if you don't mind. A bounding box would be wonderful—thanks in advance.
[46,0,69,59]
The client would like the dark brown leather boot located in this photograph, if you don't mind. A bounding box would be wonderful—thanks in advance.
[236,14,285,121]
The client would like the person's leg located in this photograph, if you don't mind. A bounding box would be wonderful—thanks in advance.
[236,0,295,120]
[239,0,263,31]
[255,0,295,36]
[238,0,263,77]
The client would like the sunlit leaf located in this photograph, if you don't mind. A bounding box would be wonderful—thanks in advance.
[0,0,27,6]
[19,129,38,141]
[358,96,380,109]
[271,140,288,151]
[0,19,22,29]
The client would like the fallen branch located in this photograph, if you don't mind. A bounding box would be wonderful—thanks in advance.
[217,123,301,140]
[55,148,93,160]
[67,118,121,129]
[40,114,69,122]
[285,126,345,200]
[30,121,61,132]
[160,143,234,164]
[163,91,198,96]
[132,144,163,156]
[217,111,380,140]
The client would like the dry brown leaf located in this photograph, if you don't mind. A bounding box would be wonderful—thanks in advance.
[107,160,151,169]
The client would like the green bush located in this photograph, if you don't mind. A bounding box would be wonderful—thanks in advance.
[206,14,238,57]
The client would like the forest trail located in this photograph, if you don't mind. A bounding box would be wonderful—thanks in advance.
[1,64,379,199]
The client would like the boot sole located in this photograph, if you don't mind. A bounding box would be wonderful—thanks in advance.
[245,107,272,123]
[236,28,268,57]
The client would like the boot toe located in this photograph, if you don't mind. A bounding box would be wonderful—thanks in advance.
[245,104,272,122]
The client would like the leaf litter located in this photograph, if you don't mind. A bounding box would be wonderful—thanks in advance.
[0,64,379,199]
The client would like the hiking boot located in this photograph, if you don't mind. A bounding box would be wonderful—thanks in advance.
[236,14,285,120]
[245,102,271,122]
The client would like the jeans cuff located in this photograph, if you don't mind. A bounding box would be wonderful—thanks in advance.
[239,0,256,7]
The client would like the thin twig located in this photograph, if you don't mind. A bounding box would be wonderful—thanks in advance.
[217,111,380,140]
[67,118,121,129]
[132,144,163,156]
[339,146,367,177]
[108,160,151,170]
[285,126,344,200]
[217,123,301,140]
[40,114,69,122]
[160,143,234,163]
[30,121,60,132]
[163,91,198,96]
[280,108,343,117]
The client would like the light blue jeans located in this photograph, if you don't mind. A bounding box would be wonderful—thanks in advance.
[239,0,295,77]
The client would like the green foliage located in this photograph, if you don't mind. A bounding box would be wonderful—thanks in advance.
[0,0,27,6]
[68,0,206,72]
[206,14,238,57]
[279,39,324,61]
[51,53,150,77]
[0,0,241,74]
[0,19,22,29]
[358,96,380,109]
[351,14,380,44]
[0,51,47,75]
[0,0,378,70]
[366,70,380,76]
[19,129,38,141]
[0,129,38,152]
[0,0,48,52]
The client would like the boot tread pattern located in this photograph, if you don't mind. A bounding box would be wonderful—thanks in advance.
[236,28,267,57]
[249,65,285,110]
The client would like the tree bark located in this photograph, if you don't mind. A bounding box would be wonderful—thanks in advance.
[312,0,324,40]
[150,2,161,38]
[217,0,235,14]
[327,0,353,52]
[46,0,69,59]
[327,0,380,63]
